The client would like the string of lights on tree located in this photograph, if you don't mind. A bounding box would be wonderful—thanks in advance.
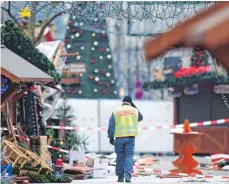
[62,15,118,98]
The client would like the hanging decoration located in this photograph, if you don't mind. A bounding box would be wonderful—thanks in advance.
[102,89,107,94]
[1,75,8,94]
[184,84,199,95]
[173,65,211,78]
[168,87,182,98]
[135,81,143,99]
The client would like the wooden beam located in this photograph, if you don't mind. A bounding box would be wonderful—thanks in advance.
[60,52,78,57]
[53,41,64,67]
[1,67,19,83]
[12,86,28,102]
[1,83,19,106]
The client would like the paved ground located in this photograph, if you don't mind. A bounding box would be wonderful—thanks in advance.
[71,156,229,184]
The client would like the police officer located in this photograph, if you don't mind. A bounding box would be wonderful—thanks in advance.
[108,96,143,183]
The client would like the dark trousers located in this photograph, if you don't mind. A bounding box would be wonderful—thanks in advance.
[115,137,135,180]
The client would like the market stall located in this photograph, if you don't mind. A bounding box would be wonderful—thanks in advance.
[143,2,229,154]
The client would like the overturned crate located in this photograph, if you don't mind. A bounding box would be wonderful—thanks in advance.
[1,140,29,168]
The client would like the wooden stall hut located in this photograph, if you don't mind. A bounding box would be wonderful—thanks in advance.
[144,2,229,154]
[1,46,54,167]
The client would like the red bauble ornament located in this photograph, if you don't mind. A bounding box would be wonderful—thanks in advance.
[67,90,71,94]
[99,48,104,52]
[98,81,103,85]
[68,20,72,24]
[101,33,106,37]
[89,75,93,80]
[72,90,76,94]
[99,24,104,28]
[80,30,84,34]
[101,69,105,74]
[91,59,96,64]
[106,83,110,88]
[72,28,76,33]
[102,89,107,94]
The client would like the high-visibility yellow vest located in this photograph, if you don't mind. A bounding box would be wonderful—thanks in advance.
[113,105,139,138]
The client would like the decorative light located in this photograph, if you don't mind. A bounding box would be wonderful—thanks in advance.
[94,69,98,73]
[111,80,115,84]
[91,59,96,64]
[91,47,95,51]
[106,48,110,52]
[67,44,71,49]
[72,16,76,19]
[108,65,112,69]
[114,91,118,95]
[101,30,106,34]
[81,46,84,50]
[77,56,81,60]
[71,35,74,39]
[106,72,111,77]
[94,88,98,93]
[80,22,84,26]
[79,73,83,77]
[94,41,98,46]
[78,90,82,94]
[92,33,96,37]
[74,22,78,26]
[66,26,69,29]
[94,18,98,22]
[99,56,103,60]
[107,55,112,59]
[75,33,80,37]
[95,77,99,82]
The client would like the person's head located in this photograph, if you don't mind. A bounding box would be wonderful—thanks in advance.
[123,96,132,105]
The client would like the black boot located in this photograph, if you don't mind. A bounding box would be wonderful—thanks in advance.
[117,177,124,182]
[125,178,131,183]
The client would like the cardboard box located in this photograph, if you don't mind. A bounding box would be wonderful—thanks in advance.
[93,158,108,178]
[93,163,108,178]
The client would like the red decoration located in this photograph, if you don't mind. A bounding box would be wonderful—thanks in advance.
[67,89,71,94]
[106,83,110,87]
[98,81,103,85]
[28,85,35,91]
[80,30,84,34]
[173,65,211,78]
[101,69,105,74]
[72,90,77,94]
[68,20,72,24]
[91,59,96,64]
[99,24,104,29]
[99,48,104,52]
[72,28,76,33]
[101,33,106,37]
[89,75,93,80]
[102,89,107,94]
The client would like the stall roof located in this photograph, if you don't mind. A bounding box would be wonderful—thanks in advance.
[144,2,229,71]
[1,47,54,83]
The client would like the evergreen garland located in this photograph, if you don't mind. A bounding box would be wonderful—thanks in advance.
[1,20,60,84]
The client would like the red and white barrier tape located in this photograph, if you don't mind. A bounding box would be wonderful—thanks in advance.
[47,145,69,154]
[135,166,229,180]
[211,154,229,167]
[67,117,171,123]
[15,135,30,142]
[46,118,229,131]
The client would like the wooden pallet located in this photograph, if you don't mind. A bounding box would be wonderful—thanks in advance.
[2,140,29,167]
[15,145,52,173]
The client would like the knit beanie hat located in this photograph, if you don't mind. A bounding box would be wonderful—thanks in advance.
[123,96,132,104]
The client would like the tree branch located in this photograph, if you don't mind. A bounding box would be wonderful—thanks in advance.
[33,11,65,45]
[1,2,22,28]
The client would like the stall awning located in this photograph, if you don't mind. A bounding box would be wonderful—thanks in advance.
[1,47,54,83]
[144,2,229,71]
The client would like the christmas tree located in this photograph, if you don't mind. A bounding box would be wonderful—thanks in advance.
[62,16,118,98]
[47,97,88,161]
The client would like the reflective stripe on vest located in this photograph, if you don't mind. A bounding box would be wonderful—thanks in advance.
[113,105,138,138]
